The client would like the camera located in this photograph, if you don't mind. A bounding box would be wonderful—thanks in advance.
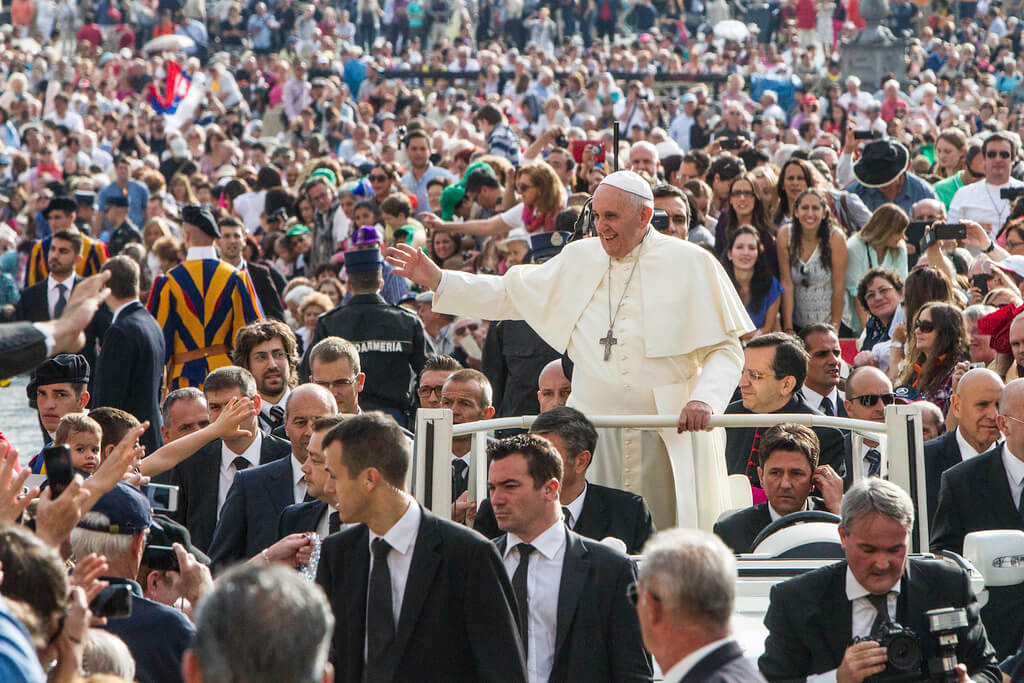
[854,130,881,140]
[1000,187,1024,200]
[850,622,922,681]
[554,134,569,149]
[651,209,670,232]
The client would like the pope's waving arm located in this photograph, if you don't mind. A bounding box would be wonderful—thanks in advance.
[387,244,444,291]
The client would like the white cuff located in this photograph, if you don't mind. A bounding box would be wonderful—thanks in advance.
[806,671,838,683]
[32,322,55,356]
[435,271,449,295]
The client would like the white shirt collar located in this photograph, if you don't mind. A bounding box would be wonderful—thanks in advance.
[659,637,735,683]
[220,429,263,471]
[955,427,982,461]
[261,388,290,413]
[290,453,305,488]
[368,498,421,556]
[47,273,74,291]
[110,299,135,325]
[768,497,810,522]
[1002,443,1024,488]
[503,517,567,561]
[564,482,587,529]
[187,245,219,261]
[800,384,840,412]
[845,566,901,601]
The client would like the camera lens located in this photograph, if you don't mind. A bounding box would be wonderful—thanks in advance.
[886,633,921,671]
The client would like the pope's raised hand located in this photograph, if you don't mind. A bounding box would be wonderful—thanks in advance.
[387,243,443,291]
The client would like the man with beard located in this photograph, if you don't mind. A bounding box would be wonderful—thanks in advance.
[232,321,299,434]
[24,196,109,286]
[217,218,285,322]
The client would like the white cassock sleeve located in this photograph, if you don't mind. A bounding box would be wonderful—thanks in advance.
[688,340,745,414]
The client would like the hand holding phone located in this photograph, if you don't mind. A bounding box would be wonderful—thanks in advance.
[42,445,73,497]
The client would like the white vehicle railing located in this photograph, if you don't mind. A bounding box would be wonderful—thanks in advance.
[412,403,930,551]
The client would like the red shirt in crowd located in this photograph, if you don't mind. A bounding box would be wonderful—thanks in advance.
[76,23,103,49]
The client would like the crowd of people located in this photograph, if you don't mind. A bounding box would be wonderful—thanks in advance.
[4,0,1024,679]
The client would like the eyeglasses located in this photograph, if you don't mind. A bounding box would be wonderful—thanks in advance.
[309,192,329,202]
[742,368,778,381]
[369,174,389,182]
[314,377,357,390]
[455,323,479,335]
[848,392,896,407]
[986,150,1012,159]
[914,319,935,333]
[799,264,810,288]
[730,190,756,198]
[417,384,444,397]
[865,285,895,300]
[1002,414,1024,426]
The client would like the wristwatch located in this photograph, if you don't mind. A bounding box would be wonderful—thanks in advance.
[985,240,996,253]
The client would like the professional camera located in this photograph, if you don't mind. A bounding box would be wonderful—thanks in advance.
[651,209,670,232]
[850,622,922,682]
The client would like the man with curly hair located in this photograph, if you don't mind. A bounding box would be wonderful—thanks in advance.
[232,320,300,434]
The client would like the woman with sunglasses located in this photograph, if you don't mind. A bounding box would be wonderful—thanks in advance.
[777,188,848,335]
[722,226,782,339]
[366,162,400,201]
[721,173,779,276]
[845,203,910,336]
[893,302,968,414]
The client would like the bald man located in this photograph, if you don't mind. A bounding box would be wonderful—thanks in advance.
[629,141,660,178]
[537,358,571,412]
[924,368,1003,523]
[842,366,894,487]
[1008,313,1024,381]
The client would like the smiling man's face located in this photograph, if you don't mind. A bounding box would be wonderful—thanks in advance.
[592,184,651,258]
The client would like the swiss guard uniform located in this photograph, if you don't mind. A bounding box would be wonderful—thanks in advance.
[24,196,108,287]
[147,205,263,391]
[299,247,429,426]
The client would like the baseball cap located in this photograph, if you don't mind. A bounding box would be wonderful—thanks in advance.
[78,482,152,535]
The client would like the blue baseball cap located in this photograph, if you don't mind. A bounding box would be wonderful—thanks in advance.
[78,482,152,535]
[344,247,383,274]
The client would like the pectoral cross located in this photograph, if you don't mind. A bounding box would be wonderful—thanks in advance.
[599,329,618,361]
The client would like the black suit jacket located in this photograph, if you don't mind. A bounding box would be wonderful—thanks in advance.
[679,640,766,683]
[474,482,656,555]
[799,389,848,418]
[758,558,1000,682]
[724,396,847,488]
[92,301,165,454]
[494,530,651,682]
[0,322,48,377]
[244,261,284,322]
[713,498,826,555]
[315,506,528,683]
[167,434,291,553]
[207,454,299,573]
[924,430,966,525]
[278,499,328,539]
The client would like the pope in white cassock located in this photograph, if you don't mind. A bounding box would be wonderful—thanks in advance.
[388,171,755,529]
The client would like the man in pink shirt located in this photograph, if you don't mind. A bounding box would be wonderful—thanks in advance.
[879,79,911,122]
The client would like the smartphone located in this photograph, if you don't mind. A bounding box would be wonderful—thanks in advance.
[142,545,180,572]
[905,221,929,248]
[853,130,879,140]
[140,483,179,513]
[42,445,72,497]
[933,223,968,240]
[90,584,133,619]
[972,273,990,296]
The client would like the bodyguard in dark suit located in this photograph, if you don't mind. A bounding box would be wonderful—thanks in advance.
[217,218,285,322]
[91,256,165,454]
[714,423,842,554]
[760,478,1000,682]
[635,528,765,683]
[482,319,561,418]
[474,407,655,554]
[208,384,337,571]
[486,434,651,682]
[797,323,848,418]
[923,368,1003,524]
[725,334,846,489]
[316,413,527,683]
[168,367,291,553]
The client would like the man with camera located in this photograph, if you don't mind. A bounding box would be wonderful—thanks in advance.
[948,133,1024,240]
[759,478,1000,682]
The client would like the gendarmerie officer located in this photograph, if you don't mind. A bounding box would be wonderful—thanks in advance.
[482,231,568,421]
[300,247,430,427]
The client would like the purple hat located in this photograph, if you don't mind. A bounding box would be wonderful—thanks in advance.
[352,225,383,246]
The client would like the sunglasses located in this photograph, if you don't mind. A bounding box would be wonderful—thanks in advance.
[730,190,755,198]
[455,323,479,335]
[848,392,896,407]
[369,174,389,182]
[986,150,1012,159]
[914,319,935,333]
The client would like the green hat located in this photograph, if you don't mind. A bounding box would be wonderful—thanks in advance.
[310,167,338,187]
[440,184,467,221]
[461,161,494,184]
[286,224,312,237]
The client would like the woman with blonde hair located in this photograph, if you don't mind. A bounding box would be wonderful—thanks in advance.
[169,173,197,207]
[845,203,909,334]
[422,161,566,236]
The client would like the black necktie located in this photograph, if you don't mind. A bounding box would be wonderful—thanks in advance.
[1017,488,1024,523]
[232,456,251,471]
[867,593,891,638]
[865,449,881,478]
[366,538,395,675]
[329,511,340,535]
[562,505,573,529]
[53,283,67,319]
[452,459,469,500]
[820,396,835,417]
[511,543,535,658]
[267,405,285,430]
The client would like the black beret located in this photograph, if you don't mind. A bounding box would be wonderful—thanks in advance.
[27,354,90,403]
[45,196,77,217]
[106,195,129,208]
[181,204,220,238]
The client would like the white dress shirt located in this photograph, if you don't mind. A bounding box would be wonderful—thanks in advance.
[217,430,263,517]
[806,569,900,683]
[659,637,735,683]
[367,500,422,637]
[47,274,74,319]
[854,435,888,479]
[186,245,219,261]
[955,428,983,462]
[290,454,307,505]
[768,497,810,522]
[109,299,134,325]
[501,519,567,683]
[563,483,587,530]
[800,385,843,416]
[258,388,290,433]
[1001,444,1024,509]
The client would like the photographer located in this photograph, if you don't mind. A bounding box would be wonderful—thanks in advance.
[759,478,1000,682]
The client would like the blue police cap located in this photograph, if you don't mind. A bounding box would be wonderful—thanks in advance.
[106,195,129,208]
[78,482,152,535]
[344,247,383,274]
[529,231,571,263]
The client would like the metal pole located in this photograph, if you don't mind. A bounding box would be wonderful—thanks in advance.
[613,121,620,171]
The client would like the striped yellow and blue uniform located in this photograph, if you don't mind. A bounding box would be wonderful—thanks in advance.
[24,236,109,287]
[147,258,264,390]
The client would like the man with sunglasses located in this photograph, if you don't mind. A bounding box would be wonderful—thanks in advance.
[948,133,1024,240]
[934,142,984,210]
[842,366,896,487]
